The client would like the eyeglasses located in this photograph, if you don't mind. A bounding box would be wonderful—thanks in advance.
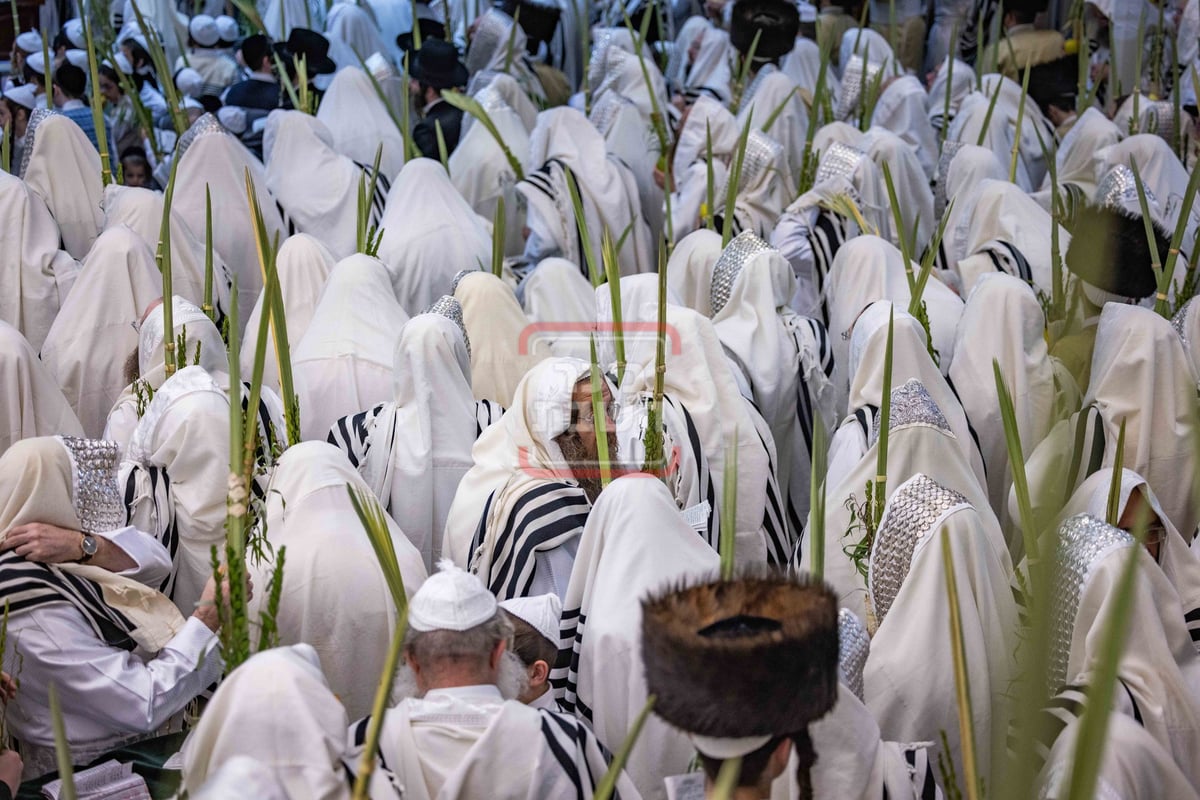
[572,399,619,426]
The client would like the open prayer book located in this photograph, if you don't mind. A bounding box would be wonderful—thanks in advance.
[41,760,151,800]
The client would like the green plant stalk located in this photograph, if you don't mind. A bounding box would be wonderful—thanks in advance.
[128,0,189,134]
[941,43,955,149]
[441,90,526,180]
[975,77,1003,148]
[941,528,982,800]
[797,44,830,195]
[721,116,753,247]
[7,0,18,53]
[642,240,668,472]
[729,30,760,115]
[859,59,887,132]
[759,85,798,135]
[203,185,215,319]
[975,0,986,82]
[491,194,506,277]
[1031,121,1065,321]
[992,360,1038,563]
[362,143,383,254]
[880,161,914,287]
[159,154,180,377]
[296,54,312,115]
[1105,420,1127,525]
[601,229,626,384]
[720,445,737,579]
[435,118,450,174]
[109,59,163,161]
[40,32,51,109]
[272,52,304,112]
[352,614,407,799]
[623,9,674,247]
[1,116,10,174]
[809,414,827,579]
[347,487,410,611]
[1130,12,1145,134]
[1063,512,1148,800]
[502,6,521,72]
[1156,150,1200,316]
[1075,3,1088,114]
[594,695,657,800]
[1009,60,1031,184]
[49,685,76,800]
[254,544,287,651]
[1173,55,1183,161]
[704,121,716,231]
[709,757,743,800]
[401,53,417,162]
[226,0,267,32]
[564,166,601,287]
[409,0,421,49]
[589,336,613,489]
[909,199,954,317]
[1129,160,1164,289]
[354,53,409,144]
[873,311,894,530]
[81,14,113,185]
[576,0,589,112]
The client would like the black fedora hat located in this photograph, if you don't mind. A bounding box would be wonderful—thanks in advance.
[284,27,336,74]
[410,38,468,90]
[396,18,447,54]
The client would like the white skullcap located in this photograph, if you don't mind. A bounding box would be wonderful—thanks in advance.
[63,49,89,69]
[63,18,85,48]
[26,52,45,75]
[689,733,773,760]
[110,51,134,74]
[797,2,816,23]
[189,14,220,47]
[182,95,204,109]
[215,15,239,43]
[500,593,562,645]
[15,31,42,53]
[217,104,247,133]
[175,66,203,97]
[408,559,498,632]
[3,84,37,110]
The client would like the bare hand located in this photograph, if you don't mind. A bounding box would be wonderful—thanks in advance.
[0,749,22,793]
[1,523,87,564]
[192,569,254,633]
[0,672,15,702]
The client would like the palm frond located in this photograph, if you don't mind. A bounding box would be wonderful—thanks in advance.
[594,695,656,800]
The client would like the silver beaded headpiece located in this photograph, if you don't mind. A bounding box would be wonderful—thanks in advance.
[710,230,772,316]
[815,141,866,187]
[934,140,964,219]
[1048,515,1136,692]
[836,55,880,122]
[1171,298,1194,348]
[837,608,870,702]
[739,130,782,192]
[175,112,230,164]
[870,379,952,446]
[1096,164,1159,219]
[19,107,59,178]
[423,295,471,357]
[451,268,477,293]
[868,473,968,626]
[1145,100,1177,145]
[57,436,124,535]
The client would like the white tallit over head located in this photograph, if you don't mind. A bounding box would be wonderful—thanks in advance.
[265,110,367,259]
[453,271,552,406]
[676,19,733,103]
[780,35,835,95]
[190,756,292,800]
[947,75,1038,190]
[869,76,937,181]
[861,126,935,248]
[173,114,287,326]
[925,56,975,132]
[671,94,738,181]
[950,274,1056,546]
[20,109,104,259]
[377,159,492,314]
[864,472,1017,787]
[590,41,669,125]
[522,258,596,360]
[262,0,325,39]
[556,475,719,799]
[1095,134,1196,239]
[666,228,723,317]
[936,143,1006,274]
[837,27,895,78]
[293,253,410,441]
[180,644,351,800]
[1049,515,1200,788]
[248,442,426,720]
[736,68,808,189]
[786,137,892,247]
[0,170,77,351]
[1173,297,1200,381]
[1035,107,1120,202]
[39,226,162,437]
[240,233,336,392]
[101,184,232,319]
[0,322,83,456]
[316,67,408,183]
[324,1,389,61]
[359,311,476,569]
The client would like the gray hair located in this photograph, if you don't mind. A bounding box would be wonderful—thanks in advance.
[404,611,515,668]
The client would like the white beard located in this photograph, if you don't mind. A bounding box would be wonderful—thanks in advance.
[390,650,530,704]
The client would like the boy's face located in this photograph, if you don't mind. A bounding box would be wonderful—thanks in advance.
[122,159,149,188]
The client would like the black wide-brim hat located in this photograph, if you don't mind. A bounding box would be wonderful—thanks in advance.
[284,27,336,74]
[641,572,839,740]
[396,19,448,54]
[1066,203,1166,300]
[497,0,562,45]
[729,0,799,60]
[410,38,469,90]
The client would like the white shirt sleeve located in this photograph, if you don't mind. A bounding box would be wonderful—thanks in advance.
[104,525,172,589]
[770,206,820,316]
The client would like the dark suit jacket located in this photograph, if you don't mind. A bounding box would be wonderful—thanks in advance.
[412,99,463,160]
[223,78,281,112]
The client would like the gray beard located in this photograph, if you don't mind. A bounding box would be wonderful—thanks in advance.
[391,651,530,704]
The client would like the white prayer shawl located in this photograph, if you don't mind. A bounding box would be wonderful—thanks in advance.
[870,75,937,180]
[864,474,1017,786]
[665,228,723,317]
[1175,297,1200,381]
[247,443,426,720]
[522,258,596,361]
[590,44,669,127]
[780,36,840,99]
[21,111,103,259]
[667,95,737,239]
[925,57,975,133]
[324,2,389,62]
[950,275,1057,550]
[590,92,664,249]
[556,477,719,800]
[716,130,789,239]
[862,126,935,248]
[173,114,287,326]
[240,233,335,393]
[0,171,77,351]
[262,0,324,39]
[1034,107,1120,208]
[838,27,895,77]
[454,271,552,406]
[377,159,492,314]
[736,68,807,188]
[0,322,83,455]
[465,10,544,102]
[935,143,1007,273]
[192,756,293,800]
[104,295,230,450]
[1088,0,1160,99]
[180,645,351,800]
[1024,304,1200,541]
[265,110,381,259]
[952,178,1070,297]
[946,82,1035,191]
[316,68,408,183]
[1051,515,1200,789]
[101,184,233,318]
[1095,134,1195,239]
[665,17,707,88]
[683,22,733,103]
[803,377,998,623]
[39,227,162,438]
[293,254,410,441]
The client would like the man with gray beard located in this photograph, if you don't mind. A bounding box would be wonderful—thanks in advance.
[345,562,639,800]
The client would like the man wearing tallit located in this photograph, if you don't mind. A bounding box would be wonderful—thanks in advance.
[345,561,640,799]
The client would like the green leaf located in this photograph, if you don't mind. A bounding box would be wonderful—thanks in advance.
[941,528,982,800]
[720,445,738,580]
[880,161,914,288]
[709,757,743,800]
[975,77,1003,148]
[593,695,656,800]
[441,90,527,181]
[589,336,613,489]
[158,154,180,377]
[492,194,506,278]
[992,359,1038,563]
[873,310,895,530]
[80,13,112,185]
[434,118,450,175]
[563,166,601,286]
[49,685,76,800]
[1128,159,1164,290]
[1158,146,1200,316]
[601,229,626,384]
[809,414,827,580]
[1009,59,1031,184]
[721,116,753,247]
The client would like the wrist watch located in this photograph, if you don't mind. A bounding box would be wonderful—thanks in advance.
[79,534,98,564]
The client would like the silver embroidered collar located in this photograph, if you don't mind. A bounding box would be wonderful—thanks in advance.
[838,608,870,702]
[19,107,59,178]
[835,55,880,122]
[58,436,124,534]
[815,141,866,186]
[870,379,952,445]
[422,295,472,357]
[934,140,964,218]
[710,230,772,316]
[1096,164,1159,218]
[175,112,230,164]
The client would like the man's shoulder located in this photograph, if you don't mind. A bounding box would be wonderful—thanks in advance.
[224,80,277,108]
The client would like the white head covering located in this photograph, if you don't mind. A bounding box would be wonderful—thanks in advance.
[521,258,596,360]
[947,79,1034,190]
[665,228,723,317]
[317,68,408,182]
[935,143,1007,273]
[465,9,542,100]
[1173,297,1200,381]
[262,0,324,39]
[248,442,425,719]
[556,476,719,798]
[292,254,410,441]
[191,757,292,800]
[926,57,975,133]
[409,558,498,632]
[39,226,162,437]
[1037,107,1121,203]
[265,110,366,259]
[0,321,83,456]
[453,271,552,406]
[736,69,808,189]
[188,14,220,46]
[0,170,78,351]
[3,83,37,111]
[864,473,1017,787]
[1095,134,1195,238]
[377,159,491,314]
[324,1,389,61]
[838,27,895,78]
[870,75,937,180]
[500,592,561,645]
[180,644,351,800]
[20,110,104,259]
[671,18,732,103]
[862,127,935,249]
[14,30,41,53]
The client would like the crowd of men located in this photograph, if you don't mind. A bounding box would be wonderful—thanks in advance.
[1,0,1199,797]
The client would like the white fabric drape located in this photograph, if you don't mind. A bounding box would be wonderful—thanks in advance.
[317,67,408,183]
[0,322,83,455]
[454,272,551,406]
[522,258,596,360]
[665,229,723,317]
[21,111,104,259]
